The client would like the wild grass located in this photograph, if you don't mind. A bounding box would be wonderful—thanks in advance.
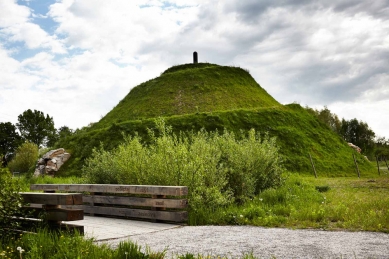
[199,174,389,232]
[56,105,376,177]
[13,173,389,232]
[0,230,165,259]
[94,63,280,129]
[3,173,388,258]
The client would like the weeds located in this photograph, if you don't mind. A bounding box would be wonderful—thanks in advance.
[199,175,389,232]
[83,119,285,217]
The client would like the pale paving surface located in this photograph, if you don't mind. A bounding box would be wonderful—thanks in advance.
[64,216,180,241]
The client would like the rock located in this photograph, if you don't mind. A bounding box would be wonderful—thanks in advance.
[37,158,45,165]
[347,143,361,153]
[33,148,70,177]
[43,148,65,159]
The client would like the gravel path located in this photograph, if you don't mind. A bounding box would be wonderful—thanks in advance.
[103,226,389,259]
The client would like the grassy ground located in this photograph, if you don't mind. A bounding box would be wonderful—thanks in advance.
[194,174,389,233]
[4,174,389,258]
[18,173,389,233]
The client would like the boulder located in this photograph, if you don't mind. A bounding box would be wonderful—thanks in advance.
[33,148,71,177]
[347,143,361,153]
[43,148,65,159]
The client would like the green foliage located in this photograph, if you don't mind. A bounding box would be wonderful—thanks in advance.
[199,175,389,232]
[0,122,22,156]
[0,171,24,239]
[52,63,377,177]
[375,137,389,157]
[16,109,56,148]
[340,118,376,157]
[305,106,341,134]
[8,142,39,173]
[83,119,285,213]
[1,230,164,259]
[60,104,376,177]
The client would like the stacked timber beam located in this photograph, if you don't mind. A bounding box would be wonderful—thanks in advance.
[30,184,188,223]
[18,192,84,233]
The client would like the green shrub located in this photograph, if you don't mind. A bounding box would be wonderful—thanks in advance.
[83,119,285,214]
[8,142,38,174]
[0,171,24,239]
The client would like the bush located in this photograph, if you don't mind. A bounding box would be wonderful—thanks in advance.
[83,119,285,213]
[8,142,38,173]
[0,170,23,239]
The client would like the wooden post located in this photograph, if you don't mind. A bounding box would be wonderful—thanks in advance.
[309,153,317,178]
[376,156,380,175]
[353,153,360,178]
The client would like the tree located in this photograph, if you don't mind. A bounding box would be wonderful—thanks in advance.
[340,118,376,156]
[7,142,39,173]
[45,125,74,147]
[0,122,22,155]
[374,137,389,159]
[317,106,342,134]
[16,109,56,147]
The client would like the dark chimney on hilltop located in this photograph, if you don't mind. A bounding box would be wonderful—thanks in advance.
[193,51,198,64]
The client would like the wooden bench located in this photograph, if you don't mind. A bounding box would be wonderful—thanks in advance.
[17,192,84,233]
[30,184,188,223]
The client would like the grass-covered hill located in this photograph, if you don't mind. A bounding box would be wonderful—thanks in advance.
[57,63,376,177]
[92,63,280,129]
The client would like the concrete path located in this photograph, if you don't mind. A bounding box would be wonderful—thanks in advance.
[66,217,389,258]
[66,216,180,241]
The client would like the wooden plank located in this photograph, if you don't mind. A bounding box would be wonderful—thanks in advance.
[30,184,188,196]
[64,205,188,222]
[20,192,83,205]
[23,207,84,221]
[83,195,188,208]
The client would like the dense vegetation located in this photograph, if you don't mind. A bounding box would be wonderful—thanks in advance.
[306,106,378,158]
[7,142,39,173]
[56,104,376,177]
[0,170,24,240]
[83,119,284,216]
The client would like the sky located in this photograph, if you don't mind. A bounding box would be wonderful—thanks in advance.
[0,0,388,139]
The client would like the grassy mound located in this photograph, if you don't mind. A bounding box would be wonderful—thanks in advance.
[92,63,280,129]
[55,63,376,177]
[57,104,375,177]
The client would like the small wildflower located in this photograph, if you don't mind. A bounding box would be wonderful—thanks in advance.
[17,247,25,259]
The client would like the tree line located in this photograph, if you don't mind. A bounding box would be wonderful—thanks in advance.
[0,109,73,166]
[306,106,389,159]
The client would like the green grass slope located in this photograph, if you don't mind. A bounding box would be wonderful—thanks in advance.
[93,63,280,129]
[55,63,375,177]
[58,104,376,177]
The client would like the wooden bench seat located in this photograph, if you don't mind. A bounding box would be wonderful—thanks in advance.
[18,192,84,233]
[30,184,188,223]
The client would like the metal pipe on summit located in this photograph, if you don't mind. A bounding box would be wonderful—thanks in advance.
[193,51,198,64]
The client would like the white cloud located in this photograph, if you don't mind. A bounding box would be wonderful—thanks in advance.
[0,0,388,139]
[0,0,66,53]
